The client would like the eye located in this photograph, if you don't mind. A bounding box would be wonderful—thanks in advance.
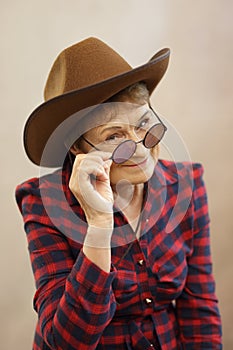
[106,133,120,141]
[136,118,150,130]
[105,133,125,144]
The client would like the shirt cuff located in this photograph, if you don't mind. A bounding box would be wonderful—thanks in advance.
[70,250,117,294]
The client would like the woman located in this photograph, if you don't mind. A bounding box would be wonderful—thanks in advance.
[16,37,222,349]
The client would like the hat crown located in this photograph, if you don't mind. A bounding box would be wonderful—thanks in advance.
[44,37,132,101]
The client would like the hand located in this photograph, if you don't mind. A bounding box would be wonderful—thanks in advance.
[69,152,114,228]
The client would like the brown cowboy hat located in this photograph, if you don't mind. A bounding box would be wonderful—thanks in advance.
[23,37,170,167]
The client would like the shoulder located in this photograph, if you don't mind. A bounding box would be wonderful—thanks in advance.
[156,159,209,232]
[15,168,64,215]
[156,159,208,216]
[157,158,208,202]
[158,158,204,176]
[156,159,205,186]
[16,167,63,194]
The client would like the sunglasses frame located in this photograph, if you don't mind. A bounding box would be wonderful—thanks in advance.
[81,105,167,164]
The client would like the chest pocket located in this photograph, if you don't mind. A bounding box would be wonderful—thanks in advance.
[149,241,188,302]
[112,269,138,307]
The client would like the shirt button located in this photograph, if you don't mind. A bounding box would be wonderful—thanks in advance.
[137,259,144,266]
[145,298,153,304]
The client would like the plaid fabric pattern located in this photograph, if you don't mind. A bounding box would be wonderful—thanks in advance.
[15,159,222,349]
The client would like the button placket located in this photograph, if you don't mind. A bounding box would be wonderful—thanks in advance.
[137,259,144,266]
[145,297,153,305]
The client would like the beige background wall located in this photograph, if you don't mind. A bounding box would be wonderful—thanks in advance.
[1,0,232,348]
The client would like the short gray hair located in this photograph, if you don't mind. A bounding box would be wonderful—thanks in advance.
[108,82,149,103]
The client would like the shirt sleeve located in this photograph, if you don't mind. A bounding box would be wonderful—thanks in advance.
[15,179,117,350]
[176,164,222,349]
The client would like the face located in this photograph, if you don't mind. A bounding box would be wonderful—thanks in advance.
[72,98,160,186]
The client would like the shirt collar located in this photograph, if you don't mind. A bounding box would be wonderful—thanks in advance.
[63,158,179,207]
[60,157,188,246]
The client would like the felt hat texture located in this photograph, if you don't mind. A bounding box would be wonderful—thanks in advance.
[24,37,170,167]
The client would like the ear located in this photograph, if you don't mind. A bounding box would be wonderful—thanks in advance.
[69,144,84,156]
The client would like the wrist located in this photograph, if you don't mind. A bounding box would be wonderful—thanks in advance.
[87,214,114,230]
[84,225,113,248]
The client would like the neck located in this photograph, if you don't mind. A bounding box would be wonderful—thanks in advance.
[112,180,144,214]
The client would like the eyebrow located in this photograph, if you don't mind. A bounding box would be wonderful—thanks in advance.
[99,110,152,135]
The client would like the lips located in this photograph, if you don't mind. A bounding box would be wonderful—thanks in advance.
[123,159,148,167]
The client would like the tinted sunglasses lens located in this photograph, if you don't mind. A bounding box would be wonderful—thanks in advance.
[144,124,166,148]
[112,140,136,164]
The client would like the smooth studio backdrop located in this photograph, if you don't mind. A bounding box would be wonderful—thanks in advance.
[0,1,232,348]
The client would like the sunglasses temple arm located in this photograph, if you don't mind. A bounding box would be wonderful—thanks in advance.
[149,103,167,131]
[81,135,102,151]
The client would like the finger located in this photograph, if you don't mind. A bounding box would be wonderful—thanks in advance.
[76,151,111,162]
[78,155,111,178]
[85,150,112,161]
[92,166,108,180]
[78,176,113,213]
[103,159,113,177]
[80,162,107,178]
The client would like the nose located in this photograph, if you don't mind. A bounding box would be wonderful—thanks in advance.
[125,129,146,154]
[132,140,148,159]
[128,127,144,143]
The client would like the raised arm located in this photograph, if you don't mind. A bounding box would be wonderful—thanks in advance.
[16,178,117,350]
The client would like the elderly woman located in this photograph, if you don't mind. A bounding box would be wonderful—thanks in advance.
[16,37,222,349]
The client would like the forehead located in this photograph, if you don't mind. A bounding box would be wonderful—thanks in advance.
[89,102,150,126]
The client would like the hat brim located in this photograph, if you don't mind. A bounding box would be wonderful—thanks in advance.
[24,48,170,167]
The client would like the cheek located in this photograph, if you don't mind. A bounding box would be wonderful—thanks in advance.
[150,144,160,159]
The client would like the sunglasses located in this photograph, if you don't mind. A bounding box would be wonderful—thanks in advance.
[81,106,167,164]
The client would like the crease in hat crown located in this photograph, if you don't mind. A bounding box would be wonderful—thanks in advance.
[44,37,133,101]
[24,36,171,167]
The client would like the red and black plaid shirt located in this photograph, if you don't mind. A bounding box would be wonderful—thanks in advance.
[16,159,222,349]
